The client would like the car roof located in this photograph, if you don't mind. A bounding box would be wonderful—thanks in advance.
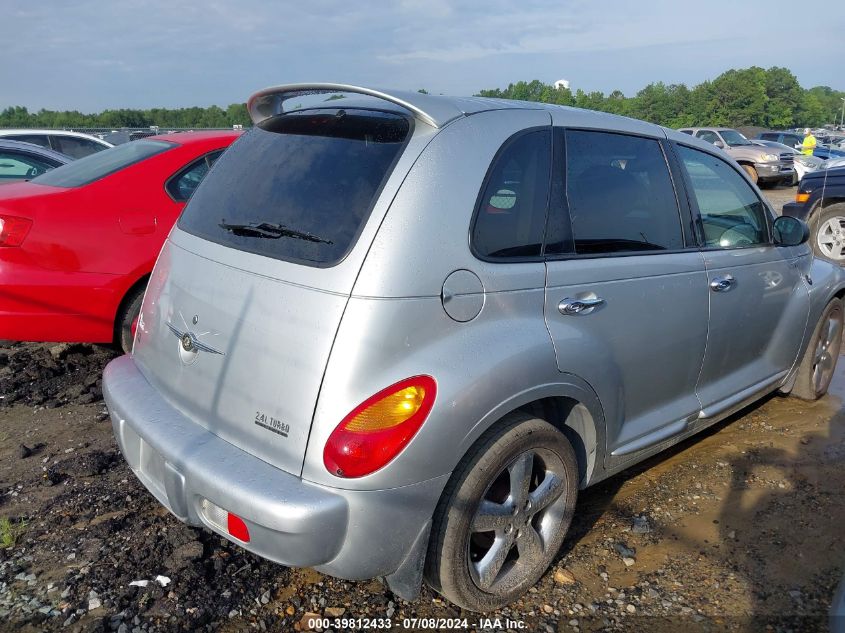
[0,138,72,162]
[246,82,669,136]
[0,129,112,144]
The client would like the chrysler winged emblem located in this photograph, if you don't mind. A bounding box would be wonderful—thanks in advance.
[166,322,225,356]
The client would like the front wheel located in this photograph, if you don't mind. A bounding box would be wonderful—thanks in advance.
[742,164,759,184]
[812,203,845,264]
[790,299,843,400]
[425,413,578,611]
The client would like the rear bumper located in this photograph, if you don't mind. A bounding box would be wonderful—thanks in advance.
[103,355,446,579]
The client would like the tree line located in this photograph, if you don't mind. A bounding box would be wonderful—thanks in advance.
[1,67,842,131]
[0,103,251,129]
[477,67,844,129]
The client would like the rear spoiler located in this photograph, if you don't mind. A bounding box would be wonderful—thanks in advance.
[246,83,466,129]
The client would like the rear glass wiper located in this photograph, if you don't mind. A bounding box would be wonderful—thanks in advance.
[218,221,333,244]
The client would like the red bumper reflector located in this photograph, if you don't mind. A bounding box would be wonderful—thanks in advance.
[227,512,250,543]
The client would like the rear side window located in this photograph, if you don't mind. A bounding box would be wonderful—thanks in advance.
[564,130,683,254]
[32,140,172,188]
[5,134,51,148]
[472,129,551,259]
[166,150,223,202]
[178,109,411,267]
[676,145,768,248]
[50,135,107,159]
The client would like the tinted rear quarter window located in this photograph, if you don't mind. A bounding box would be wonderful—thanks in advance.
[472,129,551,259]
[178,109,411,267]
[565,130,683,254]
[32,140,172,187]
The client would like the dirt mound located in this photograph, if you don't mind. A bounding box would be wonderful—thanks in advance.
[0,342,117,408]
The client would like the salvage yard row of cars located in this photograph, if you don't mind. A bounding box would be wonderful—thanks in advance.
[4,86,845,615]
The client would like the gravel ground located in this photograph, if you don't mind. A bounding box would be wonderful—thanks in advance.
[1,190,843,633]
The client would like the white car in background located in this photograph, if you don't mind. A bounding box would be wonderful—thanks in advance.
[0,129,112,158]
[824,156,845,170]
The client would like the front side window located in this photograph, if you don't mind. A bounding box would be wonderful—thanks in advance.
[564,130,683,255]
[472,130,551,259]
[166,150,224,202]
[696,130,721,145]
[676,145,768,248]
[0,151,58,180]
[178,109,411,266]
[32,139,173,188]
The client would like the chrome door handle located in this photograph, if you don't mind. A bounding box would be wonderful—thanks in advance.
[558,297,605,315]
[709,275,735,292]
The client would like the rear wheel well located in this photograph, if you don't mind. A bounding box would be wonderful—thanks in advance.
[517,397,595,487]
[808,198,845,222]
[113,274,150,342]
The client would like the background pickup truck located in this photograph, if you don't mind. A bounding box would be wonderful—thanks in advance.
[678,127,794,186]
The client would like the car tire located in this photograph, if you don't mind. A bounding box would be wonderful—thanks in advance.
[424,412,578,612]
[790,298,843,401]
[741,164,759,184]
[812,203,845,264]
[115,284,146,354]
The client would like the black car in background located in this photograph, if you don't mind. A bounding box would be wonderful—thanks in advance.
[783,166,845,263]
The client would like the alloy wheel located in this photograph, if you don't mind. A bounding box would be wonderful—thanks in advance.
[816,217,845,261]
[812,310,842,393]
[467,449,569,593]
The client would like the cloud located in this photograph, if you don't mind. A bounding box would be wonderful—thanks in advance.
[0,0,841,110]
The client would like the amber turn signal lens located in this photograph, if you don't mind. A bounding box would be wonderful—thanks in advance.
[342,385,426,432]
[795,192,810,203]
[324,376,437,478]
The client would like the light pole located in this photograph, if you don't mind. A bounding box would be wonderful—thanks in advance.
[840,97,845,129]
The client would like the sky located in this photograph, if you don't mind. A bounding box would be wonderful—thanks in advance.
[2,0,844,112]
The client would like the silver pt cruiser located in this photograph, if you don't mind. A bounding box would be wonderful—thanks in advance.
[103,84,845,611]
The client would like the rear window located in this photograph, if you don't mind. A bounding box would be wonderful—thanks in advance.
[178,109,411,266]
[32,139,172,188]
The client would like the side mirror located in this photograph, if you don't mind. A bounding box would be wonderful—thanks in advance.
[713,140,725,149]
[773,216,809,246]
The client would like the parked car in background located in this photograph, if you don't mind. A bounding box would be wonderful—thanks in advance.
[0,130,240,352]
[755,130,805,150]
[751,139,823,184]
[783,166,845,263]
[0,139,71,183]
[824,156,845,170]
[813,145,845,161]
[104,84,845,612]
[678,127,793,185]
[0,129,112,158]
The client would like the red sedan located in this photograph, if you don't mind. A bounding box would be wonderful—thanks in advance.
[0,130,241,352]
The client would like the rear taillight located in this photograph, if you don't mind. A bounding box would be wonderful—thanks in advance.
[0,215,33,247]
[324,376,436,478]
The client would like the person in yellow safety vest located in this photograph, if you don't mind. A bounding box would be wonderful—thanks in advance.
[802,128,817,156]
